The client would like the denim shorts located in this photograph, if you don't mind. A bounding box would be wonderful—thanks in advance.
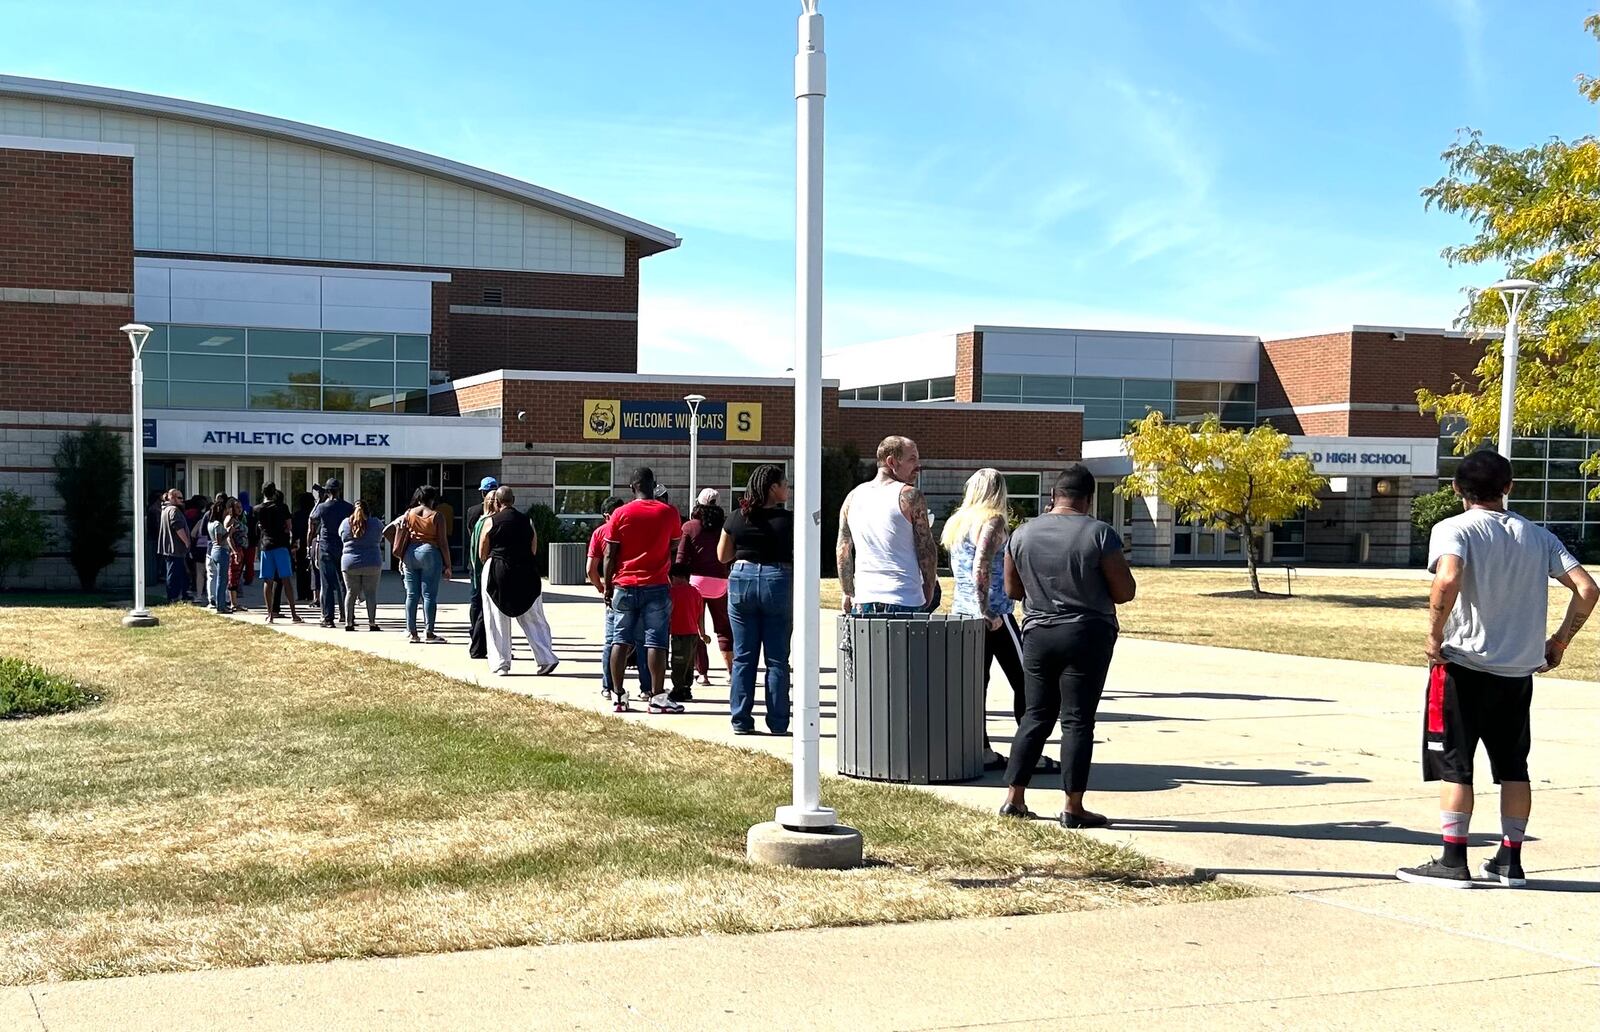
[258,546,293,581]
[611,583,670,651]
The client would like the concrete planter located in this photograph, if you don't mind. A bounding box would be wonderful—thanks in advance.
[835,613,987,784]
[546,541,589,586]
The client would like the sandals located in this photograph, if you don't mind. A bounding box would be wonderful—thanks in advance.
[983,750,1008,772]
[1035,756,1061,775]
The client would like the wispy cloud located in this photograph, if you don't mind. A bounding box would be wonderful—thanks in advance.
[1438,0,1489,102]
[1195,0,1276,56]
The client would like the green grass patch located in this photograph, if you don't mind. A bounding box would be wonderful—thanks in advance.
[0,656,100,718]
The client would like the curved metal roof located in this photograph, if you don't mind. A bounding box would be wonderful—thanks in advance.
[0,75,680,257]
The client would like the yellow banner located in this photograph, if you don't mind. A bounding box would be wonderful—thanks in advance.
[583,399,621,440]
[726,402,762,442]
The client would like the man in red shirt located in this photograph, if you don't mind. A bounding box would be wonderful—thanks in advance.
[588,496,654,706]
[604,467,682,713]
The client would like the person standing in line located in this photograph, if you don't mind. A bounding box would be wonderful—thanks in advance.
[225,496,251,612]
[310,479,354,628]
[1000,465,1136,828]
[603,467,682,714]
[254,484,302,624]
[291,491,314,604]
[1397,451,1597,888]
[836,436,938,616]
[678,488,733,685]
[717,463,794,736]
[307,484,326,610]
[479,487,559,676]
[339,499,387,632]
[589,496,654,705]
[156,488,191,603]
[667,564,708,703]
[466,489,497,659]
[185,495,207,604]
[239,489,259,590]
[203,494,230,614]
[395,484,452,643]
[943,468,1049,774]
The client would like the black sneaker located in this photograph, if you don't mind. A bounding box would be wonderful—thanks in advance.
[1480,855,1527,888]
[1395,857,1475,888]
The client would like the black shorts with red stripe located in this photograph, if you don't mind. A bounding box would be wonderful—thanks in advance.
[1422,662,1533,785]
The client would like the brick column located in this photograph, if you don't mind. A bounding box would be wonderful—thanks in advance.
[955,331,984,402]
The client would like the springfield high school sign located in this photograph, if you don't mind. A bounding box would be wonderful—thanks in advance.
[583,399,762,442]
[1289,438,1438,477]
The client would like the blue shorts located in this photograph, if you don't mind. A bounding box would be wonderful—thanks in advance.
[258,547,293,581]
[610,583,670,652]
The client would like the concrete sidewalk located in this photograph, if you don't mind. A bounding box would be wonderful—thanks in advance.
[50,573,1585,1030]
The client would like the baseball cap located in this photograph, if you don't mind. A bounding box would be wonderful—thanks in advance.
[479,476,499,492]
[323,478,341,492]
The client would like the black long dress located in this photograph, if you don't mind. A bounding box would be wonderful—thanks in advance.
[484,508,541,618]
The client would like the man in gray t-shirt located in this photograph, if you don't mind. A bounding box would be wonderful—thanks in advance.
[1398,451,1597,890]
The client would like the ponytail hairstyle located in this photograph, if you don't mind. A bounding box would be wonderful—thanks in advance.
[210,493,229,524]
[740,463,786,515]
[351,499,369,540]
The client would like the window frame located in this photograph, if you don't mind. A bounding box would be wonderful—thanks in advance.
[553,459,614,523]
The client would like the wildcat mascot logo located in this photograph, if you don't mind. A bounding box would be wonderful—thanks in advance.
[584,399,620,440]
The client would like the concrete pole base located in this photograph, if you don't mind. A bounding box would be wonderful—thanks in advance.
[121,613,160,629]
[746,821,863,870]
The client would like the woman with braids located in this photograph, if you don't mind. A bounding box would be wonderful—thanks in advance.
[676,487,733,689]
[338,499,386,631]
[942,468,1055,774]
[717,463,793,735]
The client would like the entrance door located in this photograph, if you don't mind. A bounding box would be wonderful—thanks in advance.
[354,464,389,520]
[233,462,267,507]
[1172,521,1243,562]
[277,464,310,506]
[193,462,228,501]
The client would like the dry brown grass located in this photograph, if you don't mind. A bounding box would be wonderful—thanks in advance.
[0,602,1247,985]
[821,570,1596,679]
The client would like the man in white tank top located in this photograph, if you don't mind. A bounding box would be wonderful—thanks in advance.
[837,435,937,613]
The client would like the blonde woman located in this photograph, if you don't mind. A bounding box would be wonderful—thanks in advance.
[941,469,1054,776]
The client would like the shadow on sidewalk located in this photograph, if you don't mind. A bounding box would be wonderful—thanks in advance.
[1110,817,1491,847]
[1104,689,1334,704]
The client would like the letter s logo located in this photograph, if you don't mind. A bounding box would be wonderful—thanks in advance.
[738,412,751,432]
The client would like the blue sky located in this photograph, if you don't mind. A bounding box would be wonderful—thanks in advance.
[4,1,1596,374]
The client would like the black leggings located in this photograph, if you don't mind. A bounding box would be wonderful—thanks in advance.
[1003,620,1118,795]
[985,613,1026,723]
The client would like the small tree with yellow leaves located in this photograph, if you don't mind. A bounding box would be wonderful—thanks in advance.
[1120,413,1326,596]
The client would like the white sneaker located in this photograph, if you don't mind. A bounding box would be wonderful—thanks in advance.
[648,694,684,714]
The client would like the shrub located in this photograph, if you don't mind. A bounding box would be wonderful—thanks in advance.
[52,423,131,591]
[528,503,577,576]
[1409,487,1461,565]
[0,657,99,719]
[0,490,50,590]
[820,445,871,577]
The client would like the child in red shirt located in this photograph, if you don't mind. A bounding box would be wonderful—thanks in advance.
[668,565,707,702]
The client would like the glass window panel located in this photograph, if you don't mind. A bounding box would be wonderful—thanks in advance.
[1124,399,1173,421]
[169,381,246,409]
[1548,502,1585,521]
[1003,473,1041,497]
[928,376,956,400]
[1221,382,1257,403]
[1548,439,1589,460]
[983,374,1022,398]
[1021,374,1073,399]
[395,389,429,414]
[1508,499,1545,520]
[323,359,394,388]
[880,382,906,402]
[1173,532,1193,555]
[1175,380,1221,402]
[1084,418,1126,439]
[1221,402,1256,423]
[1081,400,1123,419]
[1196,533,1217,555]
[1073,377,1120,399]
[141,324,168,352]
[395,362,429,388]
[323,332,395,360]
[1511,437,1548,458]
[170,353,245,382]
[555,489,609,518]
[1510,459,1545,481]
[140,352,169,380]
[1008,497,1040,521]
[169,326,245,354]
[248,356,320,385]
[904,378,929,402]
[322,386,396,412]
[556,460,612,488]
[1547,460,1584,480]
[858,386,881,401]
[247,329,320,357]
[1175,399,1219,419]
[249,384,320,410]
[1122,379,1173,401]
[396,334,429,362]
[1546,480,1583,501]
[1022,395,1072,406]
[142,379,168,407]
[1223,534,1243,554]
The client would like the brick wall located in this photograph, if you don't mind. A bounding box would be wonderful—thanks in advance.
[1258,333,1354,433]
[955,331,983,402]
[445,314,636,378]
[1346,330,1485,437]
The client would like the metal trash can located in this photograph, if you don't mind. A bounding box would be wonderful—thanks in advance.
[835,613,986,784]
[546,541,589,586]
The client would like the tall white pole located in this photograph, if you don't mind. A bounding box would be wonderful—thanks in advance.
[1495,295,1527,460]
[776,0,836,832]
[685,394,704,508]
[121,323,157,628]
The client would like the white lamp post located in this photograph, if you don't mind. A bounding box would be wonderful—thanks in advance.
[684,393,706,507]
[1490,278,1538,459]
[120,323,159,629]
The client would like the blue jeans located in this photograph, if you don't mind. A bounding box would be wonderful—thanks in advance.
[851,602,922,616]
[602,603,654,697]
[610,583,670,652]
[319,551,346,624]
[209,546,229,611]
[403,543,443,636]
[728,562,793,733]
[163,555,188,602]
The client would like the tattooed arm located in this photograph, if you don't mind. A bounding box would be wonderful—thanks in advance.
[1545,565,1599,671]
[1425,554,1463,665]
[900,483,938,607]
[972,514,1007,627]
[836,493,855,611]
